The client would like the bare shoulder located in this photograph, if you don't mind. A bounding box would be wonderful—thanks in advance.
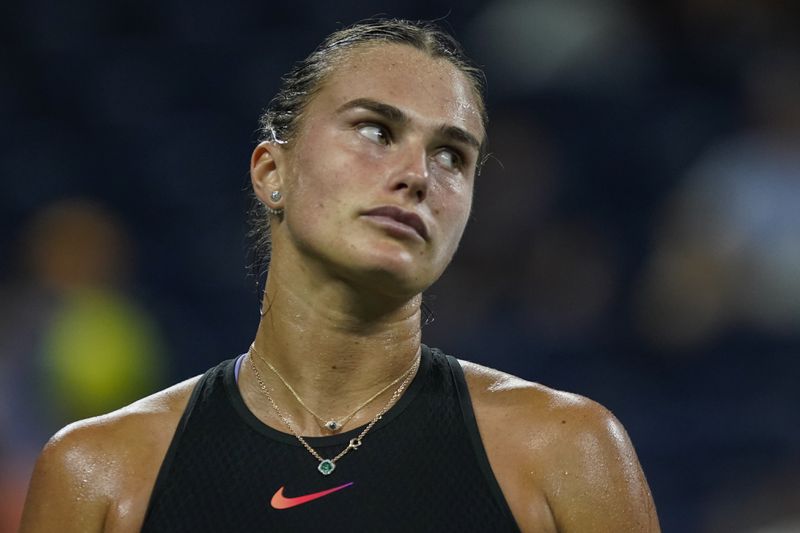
[458,358,590,414]
[20,375,202,533]
[457,359,618,473]
[458,359,660,533]
[458,359,620,442]
[43,373,201,467]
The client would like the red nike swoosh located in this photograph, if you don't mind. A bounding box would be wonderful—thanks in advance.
[270,482,355,509]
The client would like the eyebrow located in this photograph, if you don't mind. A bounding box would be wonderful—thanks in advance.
[336,98,408,124]
[335,97,482,152]
[437,124,481,152]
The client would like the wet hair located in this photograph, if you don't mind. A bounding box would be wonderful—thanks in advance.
[248,18,488,279]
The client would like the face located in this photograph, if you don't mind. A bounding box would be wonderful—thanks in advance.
[255,43,485,299]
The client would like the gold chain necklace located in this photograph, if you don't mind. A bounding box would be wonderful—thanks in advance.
[250,343,418,431]
[247,347,420,475]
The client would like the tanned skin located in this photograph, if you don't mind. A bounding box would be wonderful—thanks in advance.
[20,43,659,533]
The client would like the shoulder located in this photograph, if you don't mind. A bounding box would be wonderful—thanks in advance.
[457,358,606,437]
[20,375,202,532]
[457,359,660,533]
[457,358,620,468]
[48,373,202,462]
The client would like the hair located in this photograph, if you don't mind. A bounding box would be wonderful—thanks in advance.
[248,18,488,281]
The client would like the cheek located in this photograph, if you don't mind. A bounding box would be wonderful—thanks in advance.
[431,179,473,230]
[285,160,354,244]
[428,183,473,267]
[288,144,343,208]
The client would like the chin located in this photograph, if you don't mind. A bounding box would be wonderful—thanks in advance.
[348,249,436,300]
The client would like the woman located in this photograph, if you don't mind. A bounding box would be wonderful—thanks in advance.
[20,19,660,532]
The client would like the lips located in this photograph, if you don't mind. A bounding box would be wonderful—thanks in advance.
[362,205,429,240]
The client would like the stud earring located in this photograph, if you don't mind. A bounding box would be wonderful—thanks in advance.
[266,190,284,217]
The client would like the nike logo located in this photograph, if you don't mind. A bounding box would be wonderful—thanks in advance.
[270,482,355,509]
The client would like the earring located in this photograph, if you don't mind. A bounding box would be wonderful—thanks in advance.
[266,190,284,217]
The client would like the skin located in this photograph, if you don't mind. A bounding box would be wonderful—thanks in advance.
[20,43,660,532]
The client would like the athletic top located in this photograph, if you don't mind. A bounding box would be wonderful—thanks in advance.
[141,345,520,532]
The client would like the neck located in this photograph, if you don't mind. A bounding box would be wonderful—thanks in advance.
[242,259,423,436]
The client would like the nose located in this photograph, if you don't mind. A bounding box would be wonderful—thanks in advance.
[390,143,429,203]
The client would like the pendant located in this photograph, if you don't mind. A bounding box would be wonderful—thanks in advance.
[318,459,336,475]
[325,420,340,431]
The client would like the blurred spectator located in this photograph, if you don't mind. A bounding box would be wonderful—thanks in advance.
[466,0,652,96]
[0,198,166,529]
[635,49,800,351]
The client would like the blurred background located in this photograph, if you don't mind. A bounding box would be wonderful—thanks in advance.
[1,0,798,531]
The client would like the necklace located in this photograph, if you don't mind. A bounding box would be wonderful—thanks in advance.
[247,347,420,475]
[250,343,418,431]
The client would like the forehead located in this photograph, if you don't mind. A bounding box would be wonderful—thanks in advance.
[308,43,485,141]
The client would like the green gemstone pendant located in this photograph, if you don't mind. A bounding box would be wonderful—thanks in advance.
[318,459,336,475]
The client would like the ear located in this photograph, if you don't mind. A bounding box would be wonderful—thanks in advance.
[250,141,286,208]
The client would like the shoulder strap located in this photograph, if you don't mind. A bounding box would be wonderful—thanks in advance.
[445,355,520,529]
[141,363,220,525]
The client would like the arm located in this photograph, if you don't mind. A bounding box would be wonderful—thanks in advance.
[541,399,660,533]
[19,423,112,533]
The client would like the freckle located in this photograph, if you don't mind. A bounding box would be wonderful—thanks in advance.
[561,420,566,424]
[331,365,337,370]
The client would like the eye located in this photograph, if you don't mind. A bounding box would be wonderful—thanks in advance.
[357,123,390,145]
[433,148,462,171]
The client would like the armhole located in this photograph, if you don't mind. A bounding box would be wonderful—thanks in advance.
[445,355,521,531]
[141,369,211,525]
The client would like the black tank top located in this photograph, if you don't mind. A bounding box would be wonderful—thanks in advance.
[142,345,520,532]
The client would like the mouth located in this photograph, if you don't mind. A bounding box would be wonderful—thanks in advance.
[361,205,429,241]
